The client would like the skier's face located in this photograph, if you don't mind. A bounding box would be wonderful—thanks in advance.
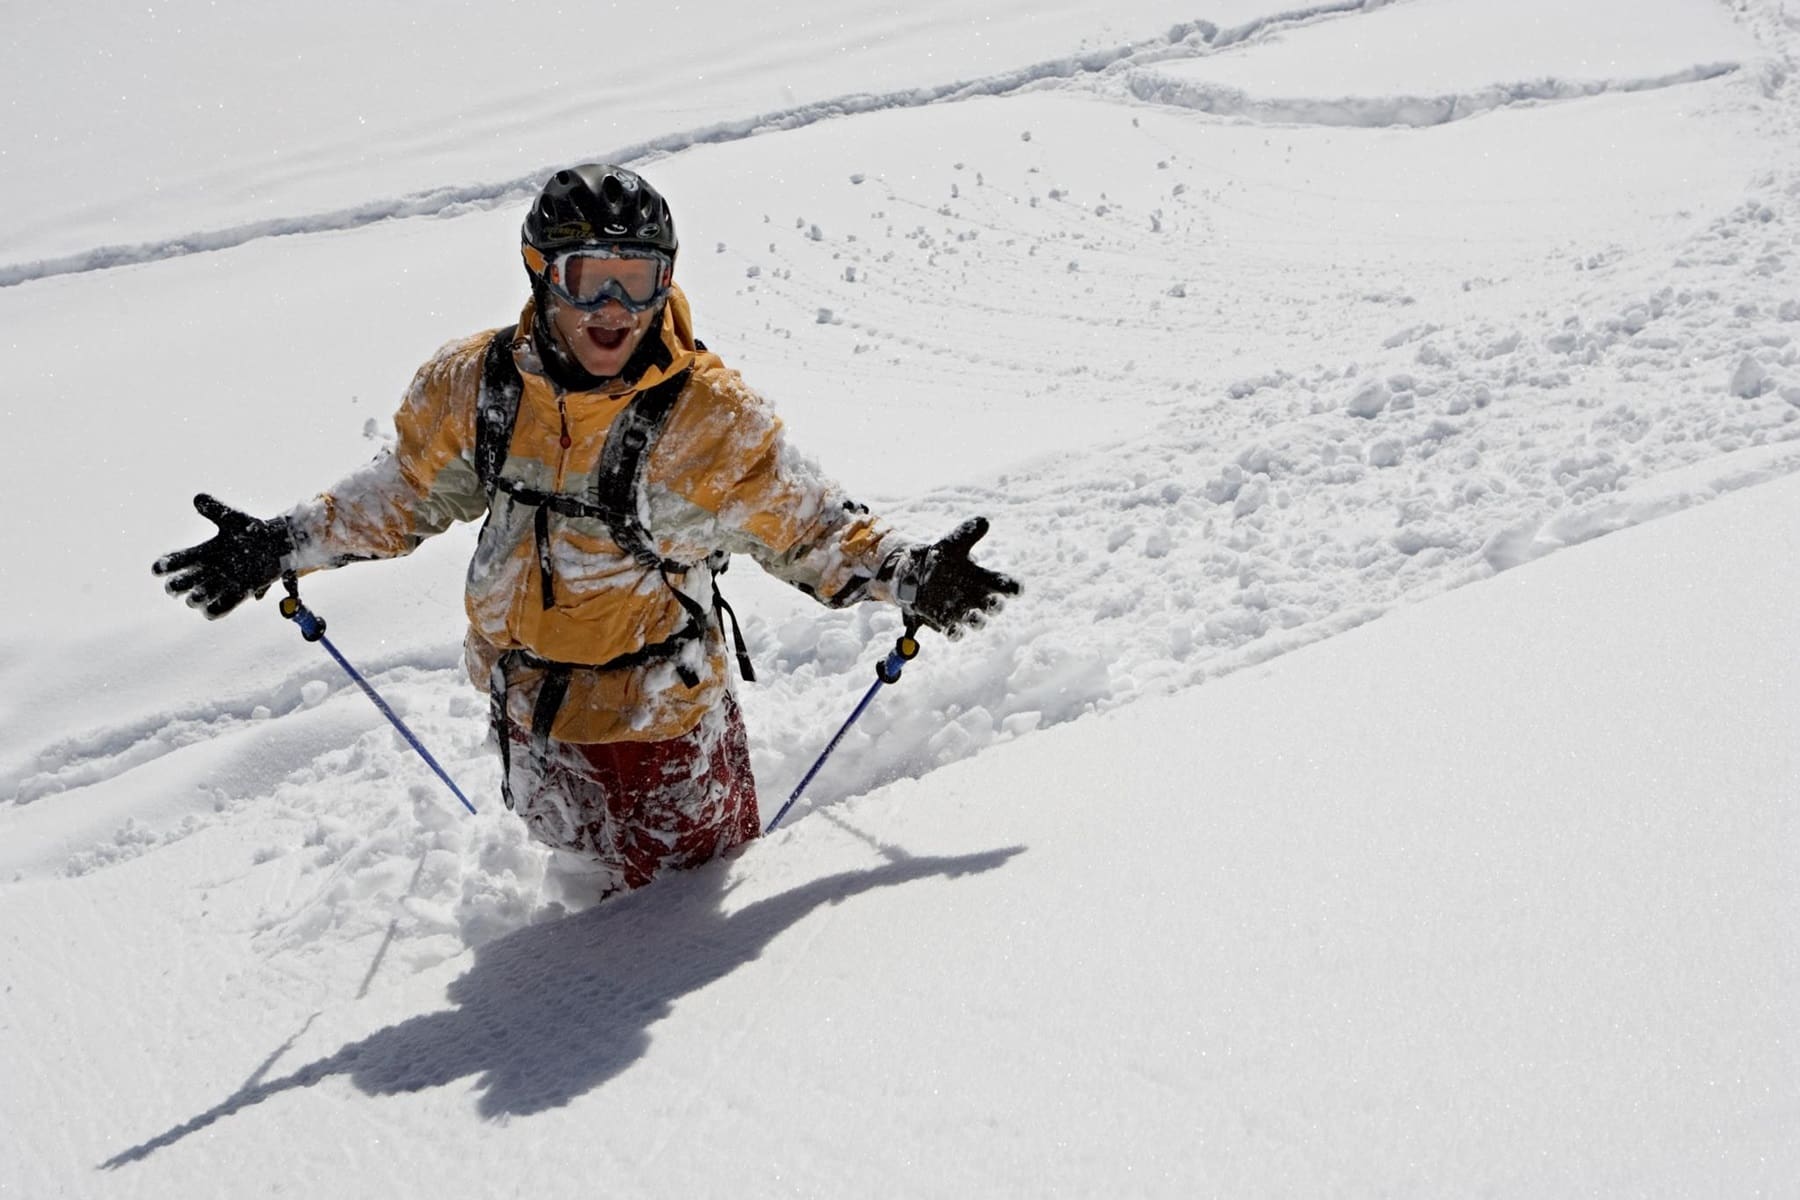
[548,292,658,380]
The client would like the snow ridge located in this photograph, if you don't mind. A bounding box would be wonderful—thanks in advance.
[1124,61,1743,127]
[1,646,464,807]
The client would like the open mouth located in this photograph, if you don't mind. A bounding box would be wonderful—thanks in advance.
[585,325,631,352]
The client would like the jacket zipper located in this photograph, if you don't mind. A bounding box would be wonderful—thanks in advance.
[555,392,572,490]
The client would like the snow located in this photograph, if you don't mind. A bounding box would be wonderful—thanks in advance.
[3,0,1799,1194]
[1134,0,1764,121]
[0,0,1292,275]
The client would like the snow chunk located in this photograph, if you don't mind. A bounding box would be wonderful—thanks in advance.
[928,707,998,765]
[1416,342,1451,367]
[1000,711,1042,737]
[1235,444,1278,476]
[1730,356,1769,398]
[1366,438,1404,468]
[1232,475,1270,517]
[1227,374,1282,399]
[1204,464,1246,504]
[1481,331,1523,359]
[1382,323,1439,349]
[1346,378,1391,419]
[1479,520,1532,569]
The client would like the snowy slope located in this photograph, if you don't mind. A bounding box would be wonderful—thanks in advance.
[8,426,1796,1199]
[1131,0,1765,124]
[2,0,1799,1194]
[0,0,1316,273]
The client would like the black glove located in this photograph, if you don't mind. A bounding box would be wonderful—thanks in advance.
[152,494,294,619]
[891,517,1021,638]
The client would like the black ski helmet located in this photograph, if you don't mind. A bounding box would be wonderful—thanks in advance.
[521,164,679,274]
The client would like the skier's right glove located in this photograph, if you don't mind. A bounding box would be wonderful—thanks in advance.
[890,517,1022,639]
[152,493,294,619]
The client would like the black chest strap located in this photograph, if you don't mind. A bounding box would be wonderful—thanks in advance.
[474,327,755,779]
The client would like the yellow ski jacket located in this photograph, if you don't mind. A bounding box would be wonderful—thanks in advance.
[286,287,906,743]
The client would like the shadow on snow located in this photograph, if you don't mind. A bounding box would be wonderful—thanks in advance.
[102,846,1021,1169]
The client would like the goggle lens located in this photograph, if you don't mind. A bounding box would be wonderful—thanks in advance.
[548,252,668,310]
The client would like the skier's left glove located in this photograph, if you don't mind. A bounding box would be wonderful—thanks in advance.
[152,493,294,619]
[890,517,1021,639]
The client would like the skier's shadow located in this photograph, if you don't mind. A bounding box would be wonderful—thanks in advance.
[101,846,1020,1169]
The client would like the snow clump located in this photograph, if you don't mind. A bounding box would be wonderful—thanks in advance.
[1346,377,1391,418]
[1366,438,1405,468]
[1730,355,1769,398]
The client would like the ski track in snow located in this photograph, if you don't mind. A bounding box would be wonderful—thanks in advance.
[1123,61,1744,127]
[6,0,1798,995]
[0,0,1753,290]
[2,647,466,809]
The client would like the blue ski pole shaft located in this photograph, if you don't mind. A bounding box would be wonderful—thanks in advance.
[279,577,478,816]
[764,624,920,834]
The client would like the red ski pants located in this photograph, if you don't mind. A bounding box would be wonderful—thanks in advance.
[502,695,760,895]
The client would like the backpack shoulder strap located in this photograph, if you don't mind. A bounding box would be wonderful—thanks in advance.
[591,368,691,566]
[474,325,522,497]
[590,367,755,682]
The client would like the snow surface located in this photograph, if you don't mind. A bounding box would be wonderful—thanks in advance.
[3,0,1798,1194]
[1134,0,1764,118]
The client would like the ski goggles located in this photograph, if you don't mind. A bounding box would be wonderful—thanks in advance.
[526,246,672,312]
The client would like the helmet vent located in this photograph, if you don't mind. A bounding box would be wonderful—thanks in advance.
[523,163,678,262]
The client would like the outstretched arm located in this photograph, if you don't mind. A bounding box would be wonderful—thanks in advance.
[283,337,491,571]
[152,335,494,619]
[645,368,1020,636]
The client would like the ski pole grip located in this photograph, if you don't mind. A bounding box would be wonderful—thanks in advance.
[279,573,327,642]
[875,625,922,684]
[281,597,328,642]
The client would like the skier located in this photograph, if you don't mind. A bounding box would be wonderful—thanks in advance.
[153,163,1018,900]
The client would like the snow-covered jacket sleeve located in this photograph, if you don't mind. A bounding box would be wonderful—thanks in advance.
[645,364,912,606]
[283,333,492,571]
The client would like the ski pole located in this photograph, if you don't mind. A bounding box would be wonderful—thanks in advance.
[764,620,921,834]
[278,574,478,816]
